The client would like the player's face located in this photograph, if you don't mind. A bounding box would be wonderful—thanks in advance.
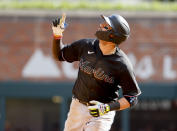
[98,22,112,31]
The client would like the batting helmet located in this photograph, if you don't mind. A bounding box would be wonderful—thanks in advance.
[95,14,130,45]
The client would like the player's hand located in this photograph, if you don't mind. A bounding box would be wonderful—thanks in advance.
[88,100,110,117]
[52,13,67,39]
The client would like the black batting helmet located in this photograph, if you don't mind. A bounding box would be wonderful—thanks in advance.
[95,14,130,45]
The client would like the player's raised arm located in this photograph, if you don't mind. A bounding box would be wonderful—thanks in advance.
[52,13,67,61]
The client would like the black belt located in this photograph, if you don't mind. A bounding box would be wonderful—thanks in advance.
[73,96,90,106]
[78,100,90,106]
[73,96,113,106]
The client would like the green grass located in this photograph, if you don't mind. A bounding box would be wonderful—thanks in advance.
[0,1,177,11]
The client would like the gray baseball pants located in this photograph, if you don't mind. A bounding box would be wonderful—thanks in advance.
[64,98,115,131]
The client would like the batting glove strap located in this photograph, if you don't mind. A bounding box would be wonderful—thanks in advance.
[53,34,63,40]
[105,104,110,112]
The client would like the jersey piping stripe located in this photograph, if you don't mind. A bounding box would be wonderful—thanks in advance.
[124,91,142,97]
[61,51,67,62]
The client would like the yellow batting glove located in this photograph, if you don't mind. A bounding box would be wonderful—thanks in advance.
[88,100,110,117]
[52,13,67,39]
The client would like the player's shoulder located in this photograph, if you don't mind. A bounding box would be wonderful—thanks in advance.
[79,38,97,47]
[76,38,95,44]
[78,38,96,43]
[116,49,134,72]
[71,38,96,48]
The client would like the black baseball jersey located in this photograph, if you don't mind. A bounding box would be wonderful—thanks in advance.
[58,38,141,103]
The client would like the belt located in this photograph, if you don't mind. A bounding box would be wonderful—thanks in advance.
[73,97,90,106]
[73,97,111,106]
[78,100,90,106]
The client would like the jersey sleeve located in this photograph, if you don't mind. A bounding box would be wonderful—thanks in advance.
[60,39,87,62]
[118,66,141,97]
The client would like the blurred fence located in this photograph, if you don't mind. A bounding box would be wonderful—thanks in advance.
[0,82,177,131]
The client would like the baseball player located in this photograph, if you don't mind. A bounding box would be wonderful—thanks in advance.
[52,13,141,131]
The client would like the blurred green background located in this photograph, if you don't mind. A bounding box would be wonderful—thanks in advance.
[0,0,177,11]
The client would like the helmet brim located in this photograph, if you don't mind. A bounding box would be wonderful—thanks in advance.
[101,15,113,28]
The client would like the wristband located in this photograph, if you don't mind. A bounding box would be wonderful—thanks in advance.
[108,101,120,111]
[53,34,62,40]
